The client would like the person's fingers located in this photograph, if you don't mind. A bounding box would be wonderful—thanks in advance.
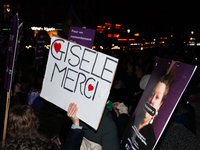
[113,102,120,108]
[115,109,119,117]
[67,103,74,117]
[72,106,78,117]
[68,103,73,110]
[70,103,77,117]
[67,103,78,118]
[113,107,118,111]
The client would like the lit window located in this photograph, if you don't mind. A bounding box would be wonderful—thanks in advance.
[115,24,121,29]
[187,43,195,46]
[97,28,105,33]
[115,26,121,29]
[160,37,168,39]
[117,39,127,41]
[113,34,119,38]
[105,23,112,26]
[130,43,140,45]
[189,41,195,43]
[105,23,112,28]
[111,46,120,50]
[159,41,164,44]
[134,33,139,36]
[3,4,10,22]
[107,34,112,38]
[115,24,121,27]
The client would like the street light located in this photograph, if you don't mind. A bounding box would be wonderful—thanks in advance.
[6,8,10,12]
[127,29,130,33]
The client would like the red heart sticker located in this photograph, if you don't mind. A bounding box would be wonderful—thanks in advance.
[88,84,94,91]
[54,42,61,53]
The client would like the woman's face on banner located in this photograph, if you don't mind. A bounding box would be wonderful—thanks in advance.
[147,82,166,112]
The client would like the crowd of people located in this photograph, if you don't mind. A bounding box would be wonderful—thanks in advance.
[0,37,200,150]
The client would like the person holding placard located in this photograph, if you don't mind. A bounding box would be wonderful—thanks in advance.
[80,108,120,150]
[2,103,84,150]
[120,66,176,150]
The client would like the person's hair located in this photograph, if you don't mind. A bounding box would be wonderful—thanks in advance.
[7,105,40,138]
[2,134,57,150]
[158,69,176,102]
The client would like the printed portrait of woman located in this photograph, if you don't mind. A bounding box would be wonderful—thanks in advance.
[121,62,176,150]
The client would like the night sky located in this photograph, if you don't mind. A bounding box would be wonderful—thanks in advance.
[2,0,200,38]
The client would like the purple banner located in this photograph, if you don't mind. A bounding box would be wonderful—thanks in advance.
[4,13,19,92]
[34,30,47,67]
[121,57,197,150]
[68,26,95,49]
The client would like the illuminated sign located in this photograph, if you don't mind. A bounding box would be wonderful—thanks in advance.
[31,27,56,32]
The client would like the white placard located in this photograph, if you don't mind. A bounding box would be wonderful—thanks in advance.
[40,35,118,130]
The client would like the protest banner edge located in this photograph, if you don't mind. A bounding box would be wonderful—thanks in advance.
[2,13,19,147]
[152,64,197,150]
